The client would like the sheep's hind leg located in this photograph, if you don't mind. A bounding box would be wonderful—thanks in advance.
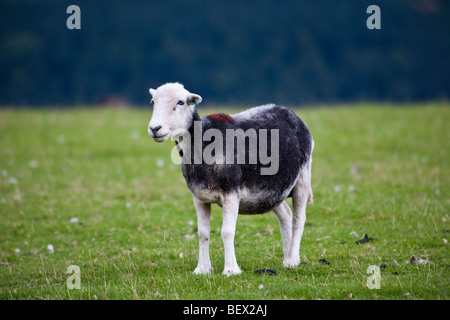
[193,197,213,274]
[284,167,311,268]
[273,201,292,262]
[221,192,242,276]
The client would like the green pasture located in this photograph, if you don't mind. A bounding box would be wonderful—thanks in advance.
[0,104,449,299]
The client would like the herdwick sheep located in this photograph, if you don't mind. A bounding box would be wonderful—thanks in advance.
[148,82,314,275]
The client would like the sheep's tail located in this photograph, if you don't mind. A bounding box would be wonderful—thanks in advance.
[307,187,313,204]
[307,138,314,204]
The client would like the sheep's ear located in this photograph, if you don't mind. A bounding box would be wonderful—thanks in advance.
[187,93,202,106]
[149,88,156,96]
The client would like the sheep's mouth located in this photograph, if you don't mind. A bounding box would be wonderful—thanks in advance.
[152,132,169,142]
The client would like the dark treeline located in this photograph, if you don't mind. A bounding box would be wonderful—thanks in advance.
[0,0,449,107]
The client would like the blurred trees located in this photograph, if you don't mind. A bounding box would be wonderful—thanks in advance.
[0,0,449,106]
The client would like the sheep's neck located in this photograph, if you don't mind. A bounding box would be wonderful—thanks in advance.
[174,109,202,163]
[188,109,201,136]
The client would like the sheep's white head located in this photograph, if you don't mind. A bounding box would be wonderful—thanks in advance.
[148,83,202,142]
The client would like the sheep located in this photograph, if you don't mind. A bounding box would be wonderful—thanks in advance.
[148,82,314,275]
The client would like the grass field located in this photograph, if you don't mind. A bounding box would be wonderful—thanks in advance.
[0,103,449,300]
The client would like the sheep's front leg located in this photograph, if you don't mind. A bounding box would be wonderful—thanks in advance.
[193,197,212,274]
[221,192,242,275]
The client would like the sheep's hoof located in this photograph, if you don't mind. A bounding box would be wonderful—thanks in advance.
[283,258,300,268]
[193,266,213,275]
[222,267,242,276]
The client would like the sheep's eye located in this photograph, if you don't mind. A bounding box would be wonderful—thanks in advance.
[151,99,154,104]
[177,100,185,106]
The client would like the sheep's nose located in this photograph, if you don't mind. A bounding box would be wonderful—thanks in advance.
[150,125,162,134]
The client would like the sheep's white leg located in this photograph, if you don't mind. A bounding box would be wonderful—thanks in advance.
[284,165,311,268]
[273,201,292,261]
[221,192,242,275]
[192,197,212,274]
